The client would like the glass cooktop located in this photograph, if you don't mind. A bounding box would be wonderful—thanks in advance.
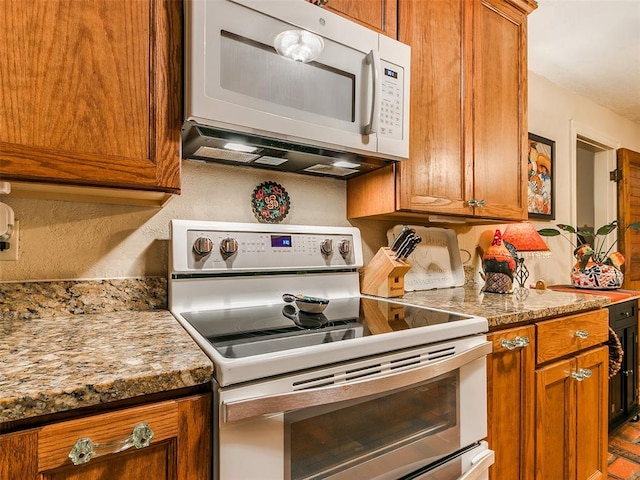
[181,297,474,359]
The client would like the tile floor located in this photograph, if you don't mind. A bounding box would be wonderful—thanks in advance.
[608,416,640,479]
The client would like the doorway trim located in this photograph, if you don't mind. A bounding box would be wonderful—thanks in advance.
[570,120,620,252]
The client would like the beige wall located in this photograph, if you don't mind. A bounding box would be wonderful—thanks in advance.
[3,71,640,285]
[0,162,348,282]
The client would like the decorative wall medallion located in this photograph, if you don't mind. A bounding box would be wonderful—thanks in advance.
[251,181,290,223]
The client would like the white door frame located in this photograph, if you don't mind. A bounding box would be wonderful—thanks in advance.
[569,120,620,252]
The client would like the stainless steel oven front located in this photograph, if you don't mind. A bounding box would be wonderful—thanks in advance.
[216,335,490,480]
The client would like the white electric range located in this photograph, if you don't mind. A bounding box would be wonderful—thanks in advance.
[169,220,493,480]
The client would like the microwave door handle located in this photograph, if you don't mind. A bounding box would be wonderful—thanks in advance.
[222,340,492,423]
[364,49,381,135]
[456,449,495,480]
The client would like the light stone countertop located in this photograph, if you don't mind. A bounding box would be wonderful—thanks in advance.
[0,278,612,425]
[0,310,213,425]
[393,284,611,329]
[0,279,213,426]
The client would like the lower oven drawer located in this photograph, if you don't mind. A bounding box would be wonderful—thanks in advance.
[216,336,491,480]
[402,442,494,480]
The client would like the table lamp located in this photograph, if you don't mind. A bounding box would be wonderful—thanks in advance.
[503,222,551,288]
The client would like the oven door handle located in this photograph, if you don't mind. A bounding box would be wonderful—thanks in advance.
[222,340,492,423]
[457,448,495,480]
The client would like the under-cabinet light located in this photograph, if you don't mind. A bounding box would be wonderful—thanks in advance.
[223,143,258,153]
[332,160,359,169]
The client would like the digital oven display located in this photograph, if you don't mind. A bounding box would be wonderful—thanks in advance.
[271,235,292,248]
[384,68,398,79]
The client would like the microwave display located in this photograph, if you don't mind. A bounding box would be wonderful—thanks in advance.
[384,68,398,79]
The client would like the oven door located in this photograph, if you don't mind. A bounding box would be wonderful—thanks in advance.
[216,336,491,480]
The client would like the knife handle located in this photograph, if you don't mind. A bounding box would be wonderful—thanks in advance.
[390,226,412,251]
[394,235,414,260]
[401,236,422,260]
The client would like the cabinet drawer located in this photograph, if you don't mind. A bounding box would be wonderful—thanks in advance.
[536,309,608,364]
[37,399,179,471]
[609,300,637,329]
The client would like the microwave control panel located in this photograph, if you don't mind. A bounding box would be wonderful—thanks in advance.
[379,60,404,140]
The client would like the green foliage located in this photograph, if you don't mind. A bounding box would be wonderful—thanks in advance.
[538,220,640,263]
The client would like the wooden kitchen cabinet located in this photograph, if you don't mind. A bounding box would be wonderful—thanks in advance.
[535,346,608,480]
[487,325,535,480]
[488,308,609,480]
[347,0,536,222]
[0,0,182,206]
[534,309,609,480]
[323,0,397,38]
[0,394,211,480]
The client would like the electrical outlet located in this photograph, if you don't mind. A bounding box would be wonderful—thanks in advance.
[0,220,19,261]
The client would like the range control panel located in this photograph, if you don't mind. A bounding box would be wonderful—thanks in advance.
[170,220,363,273]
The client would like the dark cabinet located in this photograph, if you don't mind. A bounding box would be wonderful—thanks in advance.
[608,300,639,431]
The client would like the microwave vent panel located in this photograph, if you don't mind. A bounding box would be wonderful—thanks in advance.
[254,156,288,166]
[304,164,357,177]
[192,146,260,163]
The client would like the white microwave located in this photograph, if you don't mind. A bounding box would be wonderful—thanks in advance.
[183,0,411,178]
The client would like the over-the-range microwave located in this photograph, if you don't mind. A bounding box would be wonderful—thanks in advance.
[183,0,411,178]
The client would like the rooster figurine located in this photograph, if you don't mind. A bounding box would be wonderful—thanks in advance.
[482,230,516,293]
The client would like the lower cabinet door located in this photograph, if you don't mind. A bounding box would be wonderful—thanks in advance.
[535,346,608,480]
[575,346,608,480]
[487,325,535,480]
[535,356,576,480]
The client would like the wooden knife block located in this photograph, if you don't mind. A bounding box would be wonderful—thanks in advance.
[360,247,412,298]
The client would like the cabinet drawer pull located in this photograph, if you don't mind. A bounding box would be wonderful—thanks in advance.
[571,368,592,382]
[466,199,487,208]
[68,423,154,465]
[575,330,589,339]
[501,336,530,350]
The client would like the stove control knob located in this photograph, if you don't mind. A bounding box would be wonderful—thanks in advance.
[220,237,239,257]
[320,239,333,257]
[193,237,213,257]
[338,239,351,257]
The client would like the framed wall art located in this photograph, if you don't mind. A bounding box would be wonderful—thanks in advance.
[527,133,555,219]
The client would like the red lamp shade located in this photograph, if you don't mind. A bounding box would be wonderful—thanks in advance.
[503,222,550,255]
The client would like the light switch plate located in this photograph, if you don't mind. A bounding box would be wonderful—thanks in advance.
[0,220,19,261]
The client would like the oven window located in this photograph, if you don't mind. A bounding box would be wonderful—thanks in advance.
[285,371,460,480]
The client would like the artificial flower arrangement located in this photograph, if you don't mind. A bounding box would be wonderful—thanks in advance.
[538,220,640,289]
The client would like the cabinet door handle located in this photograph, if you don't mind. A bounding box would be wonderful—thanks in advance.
[466,199,487,208]
[68,423,154,465]
[571,368,592,382]
[501,336,530,350]
[575,330,589,339]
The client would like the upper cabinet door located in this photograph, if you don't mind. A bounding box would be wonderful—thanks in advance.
[347,0,535,222]
[470,0,529,220]
[324,0,398,38]
[396,0,473,216]
[0,0,181,200]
